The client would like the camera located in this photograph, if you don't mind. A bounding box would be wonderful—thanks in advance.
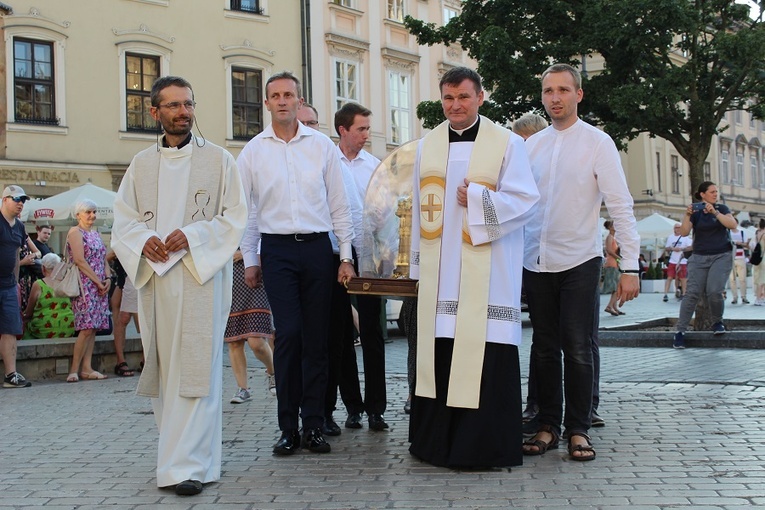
[692,202,707,212]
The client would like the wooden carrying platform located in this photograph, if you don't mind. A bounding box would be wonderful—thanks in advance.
[345,277,418,297]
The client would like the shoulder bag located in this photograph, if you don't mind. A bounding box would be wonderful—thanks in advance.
[50,246,83,298]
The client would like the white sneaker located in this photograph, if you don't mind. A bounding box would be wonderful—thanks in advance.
[265,371,276,396]
[230,387,252,404]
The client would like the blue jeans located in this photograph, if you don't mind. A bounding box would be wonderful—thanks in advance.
[676,251,733,332]
[523,257,602,436]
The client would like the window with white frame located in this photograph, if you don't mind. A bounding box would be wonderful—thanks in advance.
[721,149,730,183]
[126,53,159,132]
[443,6,458,24]
[13,38,57,125]
[735,150,744,184]
[231,0,262,14]
[388,70,411,145]
[752,154,760,189]
[671,155,680,194]
[704,161,711,181]
[332,0,353,6]
[231,67,263,140]
[388,0,405,22]
[334,59,359,111]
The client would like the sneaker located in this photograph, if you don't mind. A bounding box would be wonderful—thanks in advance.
[3,372,31,388]
[265,371,276,396]
[673,331,685,349]
[230,387,251,404]
[712,322,726,335]
[662,294,668,302]
[731,299,738,305]
[755,300,762,307]
[742,298,750,304]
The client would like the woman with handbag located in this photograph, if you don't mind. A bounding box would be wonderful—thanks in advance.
[22,253,75,339]
[65,199,112,382]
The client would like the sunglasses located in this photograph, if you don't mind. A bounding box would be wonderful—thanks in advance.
[7,196,28,204]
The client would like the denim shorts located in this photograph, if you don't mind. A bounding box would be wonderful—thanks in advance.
[0,285,22,336]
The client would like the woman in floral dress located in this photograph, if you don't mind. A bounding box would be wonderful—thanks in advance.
[66,199,112,382]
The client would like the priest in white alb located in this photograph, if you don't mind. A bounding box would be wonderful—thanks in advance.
[111,77,247,496]
[408,67,540,469]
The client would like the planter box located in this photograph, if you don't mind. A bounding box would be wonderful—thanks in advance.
[641,279,665,293]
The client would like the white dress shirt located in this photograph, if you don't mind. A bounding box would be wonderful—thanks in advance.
[524,119,640,272]
[335,147,380,256]
[237,122,354,267]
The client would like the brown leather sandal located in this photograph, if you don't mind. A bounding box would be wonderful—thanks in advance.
[568,432,596,461]
[522,424,560,456]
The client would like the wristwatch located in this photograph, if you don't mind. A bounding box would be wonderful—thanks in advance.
[340,258,353,264]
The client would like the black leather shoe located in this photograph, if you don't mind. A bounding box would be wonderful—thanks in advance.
[345,412,363,429]
[301,427,331,453]
[273,429,301,455]
[368,414,389,431]
[591,410,605,428]
[403,396,412,415]
[175,479,203,496]
[322,416,341,436]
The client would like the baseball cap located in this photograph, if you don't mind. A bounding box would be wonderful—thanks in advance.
[3,185,29,200]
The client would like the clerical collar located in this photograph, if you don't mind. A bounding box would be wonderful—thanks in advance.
[449,117,480,143]
[162,133,193,149]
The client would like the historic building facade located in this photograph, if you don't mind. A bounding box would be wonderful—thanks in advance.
[0,0,302,199]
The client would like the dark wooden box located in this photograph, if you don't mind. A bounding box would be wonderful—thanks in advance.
[345,277,418,297]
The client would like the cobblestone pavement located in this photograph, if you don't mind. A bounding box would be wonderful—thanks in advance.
[1,293,764,509]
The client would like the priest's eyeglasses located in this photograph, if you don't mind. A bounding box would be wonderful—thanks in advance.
[157,101,196,112]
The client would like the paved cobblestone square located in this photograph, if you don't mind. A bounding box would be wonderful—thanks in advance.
[1,293,764,509]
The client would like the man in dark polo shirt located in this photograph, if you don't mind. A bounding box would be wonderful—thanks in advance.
[0,185,32,388]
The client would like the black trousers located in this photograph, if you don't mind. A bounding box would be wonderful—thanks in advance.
[261,233,333,431]
[357,294,387,415]
[325,255,364,416]
[523,257,602,436]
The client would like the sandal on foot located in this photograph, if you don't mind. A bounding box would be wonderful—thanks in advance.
[66,373,79,383]
[522,424,560,456]
[604,307,619,316]
[114,362,135,377]
[568,432,596,461]
[79,371,107,380]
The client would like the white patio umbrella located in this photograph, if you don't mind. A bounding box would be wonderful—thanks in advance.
[22,182,117,225]
[635,213,680,262]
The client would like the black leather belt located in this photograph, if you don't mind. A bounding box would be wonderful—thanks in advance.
[262,232,327,242]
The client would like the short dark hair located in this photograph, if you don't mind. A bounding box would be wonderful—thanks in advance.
[266,71,302,97]
[35,225,53,232]
[542,64,582,90]
[150,76,193,107]
[439,67,482,95]
[334,102,372,136]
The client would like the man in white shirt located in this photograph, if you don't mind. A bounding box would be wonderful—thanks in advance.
[729,225,749,304]
[297,102,366,437]
[523,63,640,462]
[238,72,356,455]
[333,102,389,432]
[663,224,693,301]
